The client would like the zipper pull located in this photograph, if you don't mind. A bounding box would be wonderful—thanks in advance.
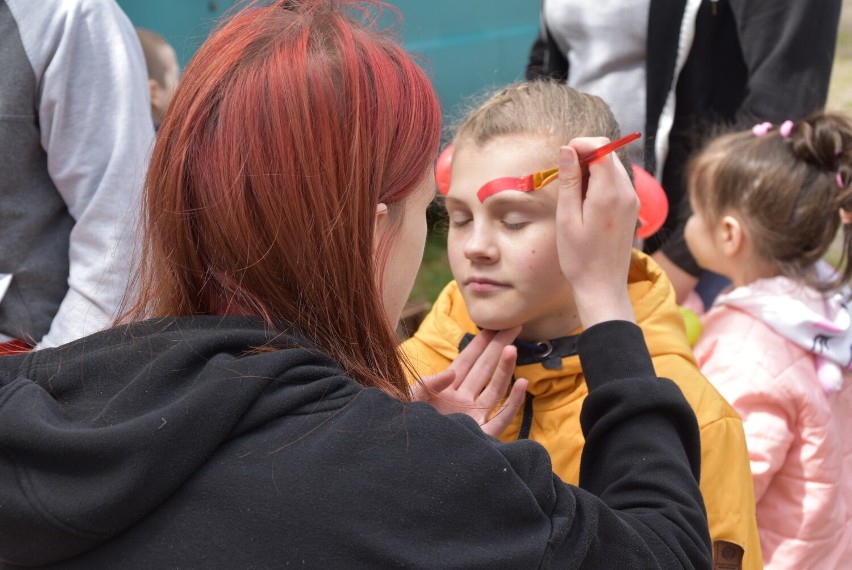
[711,0,718,16]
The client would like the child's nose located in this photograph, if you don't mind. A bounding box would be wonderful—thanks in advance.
[463,224,498,262]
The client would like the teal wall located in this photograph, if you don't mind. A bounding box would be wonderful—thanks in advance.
[116,1,539,121]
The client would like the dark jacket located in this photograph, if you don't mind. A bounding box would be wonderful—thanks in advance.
[0,316,711,568]
[528,0,840,273]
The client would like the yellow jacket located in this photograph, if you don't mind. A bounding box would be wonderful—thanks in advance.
[402,251,762,569]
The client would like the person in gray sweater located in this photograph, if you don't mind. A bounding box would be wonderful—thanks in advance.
[0,0,154,351]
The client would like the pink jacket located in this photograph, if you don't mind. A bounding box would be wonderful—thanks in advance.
[694,276,852,569]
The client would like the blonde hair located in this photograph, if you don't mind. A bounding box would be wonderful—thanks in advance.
[688,112,852,291]
[452,79,631,175]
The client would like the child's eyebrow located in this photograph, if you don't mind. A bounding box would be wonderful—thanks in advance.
[477,192,542,208]
[443,196,466,207]
[445,192,541,209]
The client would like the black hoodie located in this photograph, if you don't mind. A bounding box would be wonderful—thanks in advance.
[0,316,711,568]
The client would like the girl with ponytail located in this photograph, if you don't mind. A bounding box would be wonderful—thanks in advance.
[686,112,852,569]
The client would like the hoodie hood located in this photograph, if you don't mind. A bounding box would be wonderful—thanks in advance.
[715,274,852,394]
[0,316,357,566]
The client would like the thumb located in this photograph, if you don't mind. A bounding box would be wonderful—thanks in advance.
[480,377,528,437]
[557,145,583,226]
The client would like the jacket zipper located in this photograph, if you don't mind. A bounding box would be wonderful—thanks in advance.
[518,391,534,439]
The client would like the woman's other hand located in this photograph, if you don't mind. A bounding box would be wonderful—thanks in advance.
[411,328,528,437]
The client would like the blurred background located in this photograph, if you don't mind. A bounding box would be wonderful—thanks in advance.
[117,0,852,309]
[117,0,538,126]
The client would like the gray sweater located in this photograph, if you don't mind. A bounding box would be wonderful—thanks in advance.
[0,0,153,346]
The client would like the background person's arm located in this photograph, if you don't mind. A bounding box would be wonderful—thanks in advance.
[11,0,155,347]
[729,0,841,126]
[525,10,569,81]
[652,249,700,305]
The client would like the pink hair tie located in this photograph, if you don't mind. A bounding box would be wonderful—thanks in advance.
[752,122,772,137]
[837,172,845,189]
[779,120,794,138]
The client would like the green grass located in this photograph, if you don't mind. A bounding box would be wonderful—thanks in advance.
[409,228,452,305]
[407,199,453,306]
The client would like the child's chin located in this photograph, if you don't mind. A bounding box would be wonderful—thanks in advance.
[470,313,523,333]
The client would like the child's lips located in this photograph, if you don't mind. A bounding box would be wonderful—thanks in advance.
[464,277,509,293]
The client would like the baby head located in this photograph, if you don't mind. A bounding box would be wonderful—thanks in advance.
[444,80,628,340]
[685,113,852,291]
[136,28,180,126]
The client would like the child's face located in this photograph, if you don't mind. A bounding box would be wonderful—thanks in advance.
[684,199,727,278]
[445,134,580,341]
[151,45,180,123]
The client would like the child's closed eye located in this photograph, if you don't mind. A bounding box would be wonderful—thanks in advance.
[502,220,528,230]
[449,215,472,228]
[502,216,530,230]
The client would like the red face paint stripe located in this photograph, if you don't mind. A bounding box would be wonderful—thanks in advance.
[475,132,641,203]
[476,174,535,202]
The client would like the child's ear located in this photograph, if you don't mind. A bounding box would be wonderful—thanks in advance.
[718,214,744,257]
[149,78,160,109]
[372,203,389,254]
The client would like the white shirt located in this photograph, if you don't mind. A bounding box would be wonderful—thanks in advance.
[543,0,650,165]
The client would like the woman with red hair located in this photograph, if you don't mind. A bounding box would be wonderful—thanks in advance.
[0,1,710,567]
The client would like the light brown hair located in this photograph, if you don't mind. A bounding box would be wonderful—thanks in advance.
[452,79,630,175]
[688,112,852,290]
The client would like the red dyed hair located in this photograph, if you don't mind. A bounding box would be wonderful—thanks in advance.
[125,0,442,398]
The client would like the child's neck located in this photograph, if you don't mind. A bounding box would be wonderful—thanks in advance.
[517,308,583,342]
[727,251,780,289]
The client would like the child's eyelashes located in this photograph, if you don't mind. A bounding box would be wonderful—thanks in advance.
[447,215,530,230]
[447,208,531,230]
[449,217,472,228]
